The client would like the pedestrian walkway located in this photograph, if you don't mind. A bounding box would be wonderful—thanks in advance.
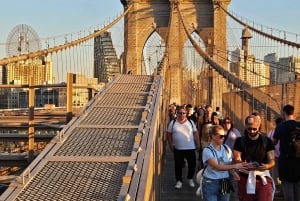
[160,146,199,201]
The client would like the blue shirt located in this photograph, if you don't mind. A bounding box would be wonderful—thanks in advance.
[202,144,232,179]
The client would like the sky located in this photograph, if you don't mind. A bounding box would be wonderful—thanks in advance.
[0,0,299,58]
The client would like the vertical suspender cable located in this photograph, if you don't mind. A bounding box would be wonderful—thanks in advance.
[76,42,79,74]
[55,52,59,82]
[90,36,93,77]
[61,50,64,82]
[84,40,87,77]
[72,44,75,74]
[65,48,68,75]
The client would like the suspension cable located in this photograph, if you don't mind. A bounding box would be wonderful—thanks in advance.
[176,5,251,89]
[218,3,300,49]
[0,5,133,66]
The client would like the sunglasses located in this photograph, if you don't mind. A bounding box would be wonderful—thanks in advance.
[214,134,225,139]
[223,121,231,124]
[178,112,186,115]
[247,128,258,132]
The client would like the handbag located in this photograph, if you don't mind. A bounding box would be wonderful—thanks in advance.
[220,178,234,195]
[195,168,205,198]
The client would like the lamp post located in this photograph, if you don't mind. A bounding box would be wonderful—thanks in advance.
[192,83,196,106]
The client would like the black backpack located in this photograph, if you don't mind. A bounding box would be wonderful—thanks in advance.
[287,122,300,158]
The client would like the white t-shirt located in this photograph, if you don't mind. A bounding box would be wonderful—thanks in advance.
[167,119,197,150]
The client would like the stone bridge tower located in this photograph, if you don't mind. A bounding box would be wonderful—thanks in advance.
[121,0,231,106]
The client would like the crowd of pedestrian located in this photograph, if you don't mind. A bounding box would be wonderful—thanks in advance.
[166,103,299,201]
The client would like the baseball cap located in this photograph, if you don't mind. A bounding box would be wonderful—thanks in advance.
[245,115,260,129]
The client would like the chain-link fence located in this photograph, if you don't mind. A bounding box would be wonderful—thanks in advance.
[222,80,300,134]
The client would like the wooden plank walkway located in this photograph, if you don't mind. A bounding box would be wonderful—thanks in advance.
[160,146,284,201]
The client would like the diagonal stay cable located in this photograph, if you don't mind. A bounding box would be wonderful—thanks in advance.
[176,5,251,89]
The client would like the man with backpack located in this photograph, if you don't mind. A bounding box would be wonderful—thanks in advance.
[233,114,275,201]
[273,104,300,201]
[166,106,200,189]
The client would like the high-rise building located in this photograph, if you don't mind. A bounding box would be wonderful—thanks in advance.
[94,31,120,83]
[230,48,244,77]
[277,56,300,83]
[2,56,53,85]
[230,49,270,87]
[231,48,244,63]
[0,56,54,109]
[264,53,279,84]
[244,56,270,87]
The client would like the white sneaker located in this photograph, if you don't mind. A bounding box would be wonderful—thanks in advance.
[188,179,195,187]
[175,181,182,189]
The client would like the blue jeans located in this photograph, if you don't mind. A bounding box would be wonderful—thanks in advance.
[281,181,300,201]
[203,177,230,201]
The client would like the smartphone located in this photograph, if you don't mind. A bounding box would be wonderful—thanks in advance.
[251,161,260,167]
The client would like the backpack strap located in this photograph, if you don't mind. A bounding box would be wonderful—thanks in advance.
[202,144,230,175]
[223,144,230,154]
[206,144,229,162]
[187,118,195,129]
[207,145,216,158]
[171,117,194,132]
[171,118,176,131]
[202,146,215,175]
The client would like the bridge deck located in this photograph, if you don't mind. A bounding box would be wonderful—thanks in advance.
[0,74,285,201]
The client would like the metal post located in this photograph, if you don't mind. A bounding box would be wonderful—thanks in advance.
[28,76,35,162]
[66,73,73,123]
[281,83,286,108]
[88,89,93,101]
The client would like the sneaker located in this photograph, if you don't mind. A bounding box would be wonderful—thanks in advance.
[175,181,182,189]
[182,160,186,168]
[188,179,195,187]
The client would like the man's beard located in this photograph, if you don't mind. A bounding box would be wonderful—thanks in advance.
[248,131,259,138]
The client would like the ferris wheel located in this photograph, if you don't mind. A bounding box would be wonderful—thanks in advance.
[6,24,42,57]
